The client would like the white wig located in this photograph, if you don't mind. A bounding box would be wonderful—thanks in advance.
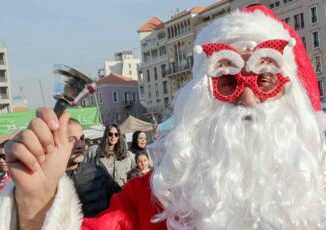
[151,8,326,230]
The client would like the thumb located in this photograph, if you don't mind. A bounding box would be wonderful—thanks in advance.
[53,110,71,147]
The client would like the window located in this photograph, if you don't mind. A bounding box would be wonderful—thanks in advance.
[163,81,168,94]
[138,71,143,81]
[148,85,151,98]
[270,0,280,8]
[0,70,6,82]
[313,55,322,73]
[0,53,4,65]
[283,17,290,24]
[312,31,320,48]
[129,70,132,76]
[112,91,118,103]
[310,6,318,24]
[318,80,324,97]
[132,93,137,102]
[147,69,150,82]
[124,92,131,103]
[159,46,166,56]
[301,36,306,48]
[164,97,169,108]
[98,93,103,104]
[139,86,144,95]
[154,67,157,80]
[283,0,293,3]
[294,13,304,30]
[155,83,159,97]
[143,52,150,62]
[161,64,166,77]
[151,49,158,58]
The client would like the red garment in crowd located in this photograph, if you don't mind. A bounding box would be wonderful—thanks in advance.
[82,171,167,230]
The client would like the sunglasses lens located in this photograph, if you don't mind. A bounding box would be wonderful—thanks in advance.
[108,132,119,137]
[0,154,5,160]
[257,73,279,92]
[212,75,237,96]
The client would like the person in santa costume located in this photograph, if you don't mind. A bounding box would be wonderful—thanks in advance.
[2,4,326,230]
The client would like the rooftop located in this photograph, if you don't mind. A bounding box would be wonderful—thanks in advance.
[137,17,164,33]
[97,72,138,86]
[201,0,228,13]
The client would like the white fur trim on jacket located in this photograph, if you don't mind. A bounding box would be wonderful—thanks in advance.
[0,175,82,230]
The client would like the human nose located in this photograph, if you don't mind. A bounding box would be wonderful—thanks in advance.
[237,86,260,107]
[74,140,85,150]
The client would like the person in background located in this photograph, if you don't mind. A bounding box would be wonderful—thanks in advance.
[0,140,9,191]
[128,131,148,156]
[127,151,152,180]
[128,130,153,165]
[86,124,133,187]
[66,118,121,217]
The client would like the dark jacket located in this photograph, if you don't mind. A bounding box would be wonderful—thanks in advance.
[66,162,121,217]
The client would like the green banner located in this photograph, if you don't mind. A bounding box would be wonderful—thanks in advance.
[0,107,100,136]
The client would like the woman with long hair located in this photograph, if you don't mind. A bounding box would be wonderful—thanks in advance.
[86,124,133,186]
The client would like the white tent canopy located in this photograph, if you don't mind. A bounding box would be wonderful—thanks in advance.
[119,115,154,134]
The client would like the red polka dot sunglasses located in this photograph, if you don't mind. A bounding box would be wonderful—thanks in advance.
[197,39,293,103]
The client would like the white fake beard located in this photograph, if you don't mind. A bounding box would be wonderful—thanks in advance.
[152,95,326,229]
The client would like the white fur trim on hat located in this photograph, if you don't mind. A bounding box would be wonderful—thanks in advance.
[246,48,284,74]
[288,38,296,47]
[193,45,203,55]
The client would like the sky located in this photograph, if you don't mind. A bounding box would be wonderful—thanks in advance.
[0,0,218,109]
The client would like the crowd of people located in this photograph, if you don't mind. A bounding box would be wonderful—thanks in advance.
[2,4,326,230]
[0,121,153,218]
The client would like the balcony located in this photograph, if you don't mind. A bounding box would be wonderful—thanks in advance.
[0,93,9,99]
[164,63,192,77]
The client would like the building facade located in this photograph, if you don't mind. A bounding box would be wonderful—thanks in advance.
[137,17,171,117]
[137,3,230,118]
[104,51,140,80]
[81,72,146,125]
[0,41,12,113]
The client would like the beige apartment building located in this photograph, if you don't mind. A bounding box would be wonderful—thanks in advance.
[137,2,229,118]
[0,41,12,113]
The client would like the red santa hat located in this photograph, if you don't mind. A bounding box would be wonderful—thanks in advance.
[243,5,321,111]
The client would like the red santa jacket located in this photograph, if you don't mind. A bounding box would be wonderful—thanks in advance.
[82,171,167,230]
